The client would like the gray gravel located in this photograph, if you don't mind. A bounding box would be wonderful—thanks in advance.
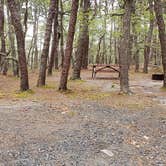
[0,101,165,166]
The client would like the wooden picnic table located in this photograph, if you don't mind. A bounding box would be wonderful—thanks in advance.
[91,64,120,79]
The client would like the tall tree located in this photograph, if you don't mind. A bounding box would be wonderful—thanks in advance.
[0,0,6,74]
[119,0,132,94]
[7,0,29,91]
[81,0,90,69]
[59,0,64,67]
[48,0,59,75]
[72,0,90,79]
[59,0,79,90]
[7,6,18,76]
[143,0,154,73]
[154,0,166,87]
[37,0,56,86]
[0,0,5,55]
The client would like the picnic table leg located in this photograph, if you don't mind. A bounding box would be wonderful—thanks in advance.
[92,69,94,79]
[92,66,96,79]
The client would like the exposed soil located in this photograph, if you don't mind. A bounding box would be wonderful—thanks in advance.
[0,68,165,165]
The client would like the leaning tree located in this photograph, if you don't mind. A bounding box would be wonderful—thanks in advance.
[59,0,79,90]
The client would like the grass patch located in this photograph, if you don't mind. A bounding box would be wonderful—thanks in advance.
[0,92,5,98]
[63,87,111,100]
[40,84,56,89]
[160,87,166,91]
[68,79,86,84]
[13,89,34,98]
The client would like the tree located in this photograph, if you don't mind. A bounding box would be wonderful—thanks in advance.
[72,0,90,79]
[0,0,7,75]
[48,0,59,75]
[143,0,154,73]
[119,0,132,94]
[59,0,79,90]
[7,6,18,76]
[37,0,56,86]
[154,0,166,87]
[81,0,90,69]
[7,0,29,91]
[59,0,64,67]
[0,0,5,55]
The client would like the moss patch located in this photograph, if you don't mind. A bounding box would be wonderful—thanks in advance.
[40,84,56,89]
[13,89,35,98]
[0,92,5,99]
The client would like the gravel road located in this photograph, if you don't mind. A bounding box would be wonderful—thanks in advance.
[0,101,165,166]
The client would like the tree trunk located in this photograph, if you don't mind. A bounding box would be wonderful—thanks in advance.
[72,0,90,79]
[96,34,104,64]
[37,0,56,86]
[81,0,90,69]
[7,0,29,91]
[0,0,5,55]
[143,0,154,73]
[59,0,79,90]
[132,0,139,72]
[154,0,166,87]
[81,33,89,69]
[0,0,7,75]
[7,6,18,76]
[119,0,132,94]
[48,0,59,75]
[32,6,39,69]
[60,0,64,68]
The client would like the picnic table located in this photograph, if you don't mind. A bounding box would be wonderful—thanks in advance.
[91,64,120,79]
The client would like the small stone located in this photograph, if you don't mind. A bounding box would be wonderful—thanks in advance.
[143,136,149,140]
[101,149,114,157]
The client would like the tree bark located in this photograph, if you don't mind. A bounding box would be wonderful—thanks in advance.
[143,0,154,73]
[0,0,7,75]
[32,6,39,70]
[119,0,132,94]
[154,0,166,87]
[72,0,90,79]
[37,0,56,86]
[59,0,79,90]
[48,0,59,75]
[7,0,29,91]
[7,6,18,76]
[81,0,90,69]
[0,0,6,55]
[60,0,64,68]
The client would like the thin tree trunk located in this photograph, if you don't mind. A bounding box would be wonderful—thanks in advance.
[154,0,166,87]
[7,0,29,91]
[132,0,139,72]
[60,0,64,68]
[0,0,5,55]
[32,6,39,69]
[48,0,59,75]
[7,6,18,76]
[0,0,7,75]
[143,0,154,73]
[119,0,132,94]
[37,0,56,86]
[96,34,104,64]
[59,0,79,90]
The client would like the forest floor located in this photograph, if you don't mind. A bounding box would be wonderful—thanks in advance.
[0,66,166,165]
